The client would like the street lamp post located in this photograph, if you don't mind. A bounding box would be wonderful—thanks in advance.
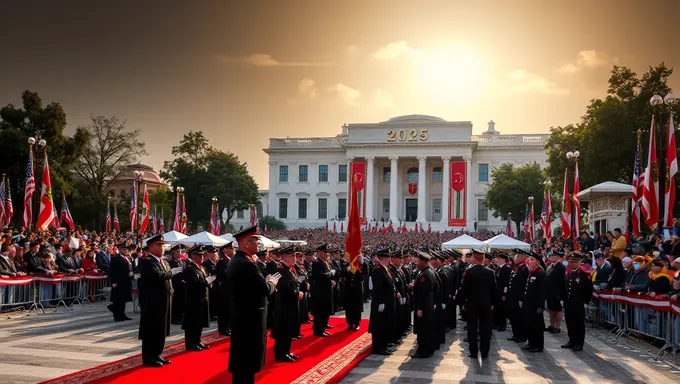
[544,180,552,243]
[133,170,144,234]
[650,92,677,233]
[566,150,580,248]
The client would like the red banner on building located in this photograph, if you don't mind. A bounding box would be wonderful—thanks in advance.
[449,161,467,226]
[349,162,367,224]
[408,182,417,195]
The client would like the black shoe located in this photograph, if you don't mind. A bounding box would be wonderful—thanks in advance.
[528,347,543,353]
[468,352,478,358]
[410,351,433,358]
[158,358,171,365]
[521,344,533,350]
[372,349,393,356]
[315,332,330,337]
[573,345,583,351]
[463,337,469,342]
[514,338,527,343]
[143,360,163,368]
[497,328,506,332]
[198,343,210,350]
[122,316,132,321]
[549,328,561,334]
[386,343,395,348]
[171,320,182,325]
[275,355,295,362]
[507,336,518,341]
[346,325,354,331]
[481,354,489,359]
[288,353,299,360]
[353,325,360,331]
[545,326,554,332]
[114,318,127,322]
[561,342,574,349]
[325,325,334,329]
[186,345,202,352]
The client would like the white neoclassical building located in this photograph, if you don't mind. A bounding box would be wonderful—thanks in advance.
[229,115,549,232]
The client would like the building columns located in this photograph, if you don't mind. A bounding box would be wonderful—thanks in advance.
[441,156,450,225]
[417,156,427,223]
[389,156,399,224]
[366,157,375,222]
[268,161,277,218]
[464,155,474,230]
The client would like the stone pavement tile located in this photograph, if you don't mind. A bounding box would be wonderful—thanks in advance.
[0,352,95,370]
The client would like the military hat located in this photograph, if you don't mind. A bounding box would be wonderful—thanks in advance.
[187,244,205,255]
[416,250,432,261]
[272,245,294,256]
[567,253,582,261]
[390,250,404,259]
[233,225,259,243]
[303,248,315,256]
[170,244,184,251]
[374,248,391,257]
[484,253,494,260]
[220,241,235,250]
[495,253,509,261]
[472,248,487,255]
[142,245,149,251]
[146,234,164,245]
[204,245,217,253]
[316,243,328,252]
[553,250,565,257]
[514,248,531,256]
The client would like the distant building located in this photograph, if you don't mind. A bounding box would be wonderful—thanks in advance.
[229,115,549,232]
[108,164,167,198]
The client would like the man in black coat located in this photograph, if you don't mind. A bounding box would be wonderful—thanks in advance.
[139,235,176,367]
[562,254,593,351]
[311,244,335,337]
[272,246,301,362]
[295,250,311,326]
[507,249,529,343]
[389,252,408,342]
[521,253,547,353]
[580,232,596,252]
[216,241,234,336]
[182,245,212,351]
[330,249,343,312]
[108,244,133,322]
[167,245,186,325]
[265,248,282,330]
[444,250,460,331]
[411,251,437,358]
[545,250,566,333]
[458,249,496,359]
[368,249,397,355]
[493,253,512,331]
[341,251,365,331]
[431,253,449,345]
[227,226,280,384]
[202,246,219,322]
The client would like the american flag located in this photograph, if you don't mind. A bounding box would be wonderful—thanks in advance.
[539,193,547,236]
[215,204,221,235]
[505,214,514,238]
[665,114,677,227]
[23,149,35,229]
[573,161,581,236]
[631,137,643,237]
[180,194,187,234]
[105,201,111,232]
[5,179,13,227]
[60,194,75,231]
[173,190,181,232]
[210,201,218,235]
[113,204,120,232]
[642,116,659,228]
[544,189,552,241]
[561,168,572,239]
[529,200,535,242]
[130,180,138,232]
[0,177,6,228]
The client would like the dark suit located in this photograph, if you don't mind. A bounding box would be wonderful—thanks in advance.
[523,267,546,350]
[109,254,133,320]
[310,258,334,335]
[295,263,310,327]
[168,256,186,323]
[564,268,593,347]
[413,266,437,355]
[215,256,231,334]
[545,262,566,312]
[138,256,173,364]
[368,262,396,351]
[201,258,218,321]
[341,262,364,328]
[445,262,459,330]
[507,263,529,341]
[0,255,18,276]
[459,264,496,357]
[265,259,281,329]
[493,263,511,330]
[272,264,300,358]
[56,254,77,274]
[182,261,210,348]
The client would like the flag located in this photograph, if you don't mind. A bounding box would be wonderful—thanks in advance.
[216,204,221,235]
[5,179,13,227]
[37,151,55,231]
[139,184,150,233]
[428,223,432,233]
[325,221,329,232]
[642,116,659,228]
[505,214,514,238]
[51,205,59,228]
[249,204,258,228]
[159,208,165,233]
[340,222,344,233]
[130,180,138,232]
[561,168,572,239]
[345,172,363,273]
[210,201,218,235]
[152,205,158,234]
[105,200,111,233]
[180,194,187,234]
[573,161,581,236]
[333,221,337,232]
[113,204,120,232]
[523,207,530,241]
[529,200,535,242]
[60,194,75,231]
[173,189,181,232]
[665,114,677,227]
[539,193,546,236]
[0,176,6,228]
[631,135,643,237]
[545,189,552,240]
[23,147,35,230]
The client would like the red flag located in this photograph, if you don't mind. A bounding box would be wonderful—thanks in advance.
[0,176,6,228]
[130,181,138,232]
[665,115,677,227]
[139,184,150,233]
[159,208,165,233]
[180,194,187,234]
[113,204,120,232]
[22,146,35,230]
[428,223,431,233]
[5,179,13,227]
[631,133,644,237]
[152,205,158,234]
[209,201,218,235]
[561,168,572,239]
[572,161,581,235]
[506,214,514,238]
[37,152,55,231]
[642,116,659,228]
[340,222,344,233]
[325,221,329,232]
[60,194,75,231]
[530,201,535,242]
[345,173,363,273]
[105,201,111,233]
[173,189,181,232]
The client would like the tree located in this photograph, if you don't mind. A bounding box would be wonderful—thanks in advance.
[161,131,260,230]
[259,216,286,231]
[148,186,174,230]
[72,115,146,228]
[484,163,547,233]
[0,90,89,227]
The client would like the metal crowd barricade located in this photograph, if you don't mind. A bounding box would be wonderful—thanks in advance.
[81,274,111,305]
[59,274,86,309]
[0,277,42,313]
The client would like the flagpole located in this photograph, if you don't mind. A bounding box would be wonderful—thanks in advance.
[566,150,580,248]
[33,138,47,232]
[650,92,676,233]
[133,171,144,235]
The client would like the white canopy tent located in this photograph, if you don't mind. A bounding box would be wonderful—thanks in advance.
[219,233,236,243]
[274,239,308,247]
[141,230,188,246]
[483,234,531,250]
[178,231,228,247]
[441,234,487,250]
[258,236,281,250]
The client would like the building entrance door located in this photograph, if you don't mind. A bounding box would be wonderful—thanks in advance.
[405,199,418,222]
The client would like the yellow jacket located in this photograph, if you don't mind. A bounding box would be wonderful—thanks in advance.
[611,236,627,258]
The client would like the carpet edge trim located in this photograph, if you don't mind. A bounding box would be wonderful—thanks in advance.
[291,332,372,384]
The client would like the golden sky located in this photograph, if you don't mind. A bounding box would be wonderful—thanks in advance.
[1,0,679,189]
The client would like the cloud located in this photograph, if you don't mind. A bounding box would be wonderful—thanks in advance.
[508,70,569,95]
[372,40,422,60]
[557,50,618,73]
[372,89,395,108]
[221,53,337,67]
[329,83,361,105]
[297,78,318,99]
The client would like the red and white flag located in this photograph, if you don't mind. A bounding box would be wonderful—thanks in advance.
[139,184,150,233]
[572,161,581,236]
[209,201,218,235]
[529,201,535,242]
[152,205,158,234]
[130,180,138,232]
[113,204,120,232]
[60,194,75,231]
[23,147,35,230]
[0,176,6,228]
[105,201,111,233]
[642,117,659,228]
[505,214,514,238]
[561,168,572,239]
[5,179,13,227]
[173,189,181,232]
[36,152,55,231]
[665,115,677,227]
[159,208,165,233]
[180,194,187,234]
[631,136,644,237]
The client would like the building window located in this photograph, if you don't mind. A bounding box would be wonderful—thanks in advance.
[318,165,328,182]
[338,164,347,182]
[299,165,308,182]
[383,198,390,213]
[318,198,328,219]
[279,198,288,219]
[432,167,442,182]
[432,198,441,213]
[256,202,263,218]
[406,167,418,183]
[279,165,289,183]
[477,199,488,221]
[478,164,489,182]
[338,198,347,219]
[237,210,244,219]
[298,198,307,219]
[383,167,391,182]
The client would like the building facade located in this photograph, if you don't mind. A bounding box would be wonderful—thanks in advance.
[230,115,549,232]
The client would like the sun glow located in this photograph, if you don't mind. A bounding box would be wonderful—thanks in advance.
[418,46,487,105]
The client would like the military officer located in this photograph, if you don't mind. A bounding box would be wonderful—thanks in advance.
[493,253,511,331]
[368,248,397,355]
[310,244,335,336]
[272,246,302,362]
[182,245,211,351]
[167,245,186,325]
[294,250,311,326]
[545,250,566,333]
[411,250,437,358]
[341,251,365,331]
[108,243,134,322]
[458,249,496,359]
[388,251,408,342]
[201,246,219,322]
[507,249,530,343]
[562,254,593,351]
[521,253,546,353]
[216,241,234,336]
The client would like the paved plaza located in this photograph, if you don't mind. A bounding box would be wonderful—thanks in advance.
[0,303,679,384]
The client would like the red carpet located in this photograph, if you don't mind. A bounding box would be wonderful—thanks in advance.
[41,317,371,384]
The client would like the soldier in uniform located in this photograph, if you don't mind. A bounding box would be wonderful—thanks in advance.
[389,251,408,342]
[108,243,133,322]
[507,249,529,343]
[363,254,374,303]
[265,248,282,330]
[493,253,511,331]
[227,226,281,384]
[368,249,397,355]
[521,253,546,352]
[562,254,593,351]
[168,245,186,325]
[458,249,496,359]
[182,245,211,351]
[272,246,302,362]
[341,251,365,331]
[330,248,343,312]
[310,244,335,337]
[432,252,449,345]
[411,250,437,358]
[202,246,219,322]
[216,241,234,336]
[545,250,566,333]
[444,250,460,331]
[294,250,311,326]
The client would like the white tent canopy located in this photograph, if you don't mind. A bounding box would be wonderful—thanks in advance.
[483,234,531,250]
[142,230,188,246]
[258,235,281,250]
[219,233,235,243]
[441,234,487,250]
[274,239,308,247]
[178,231,228,247]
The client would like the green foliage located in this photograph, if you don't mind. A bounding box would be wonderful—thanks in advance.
[149,186,174,231]
[161,131,260,230]
[484,163,547,232]
[259,215,286,231]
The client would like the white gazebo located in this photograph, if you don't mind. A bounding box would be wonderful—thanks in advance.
[441,234,487,250]
[577,181,631,234]
[484,234,531,250]
[178,231,228,247]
